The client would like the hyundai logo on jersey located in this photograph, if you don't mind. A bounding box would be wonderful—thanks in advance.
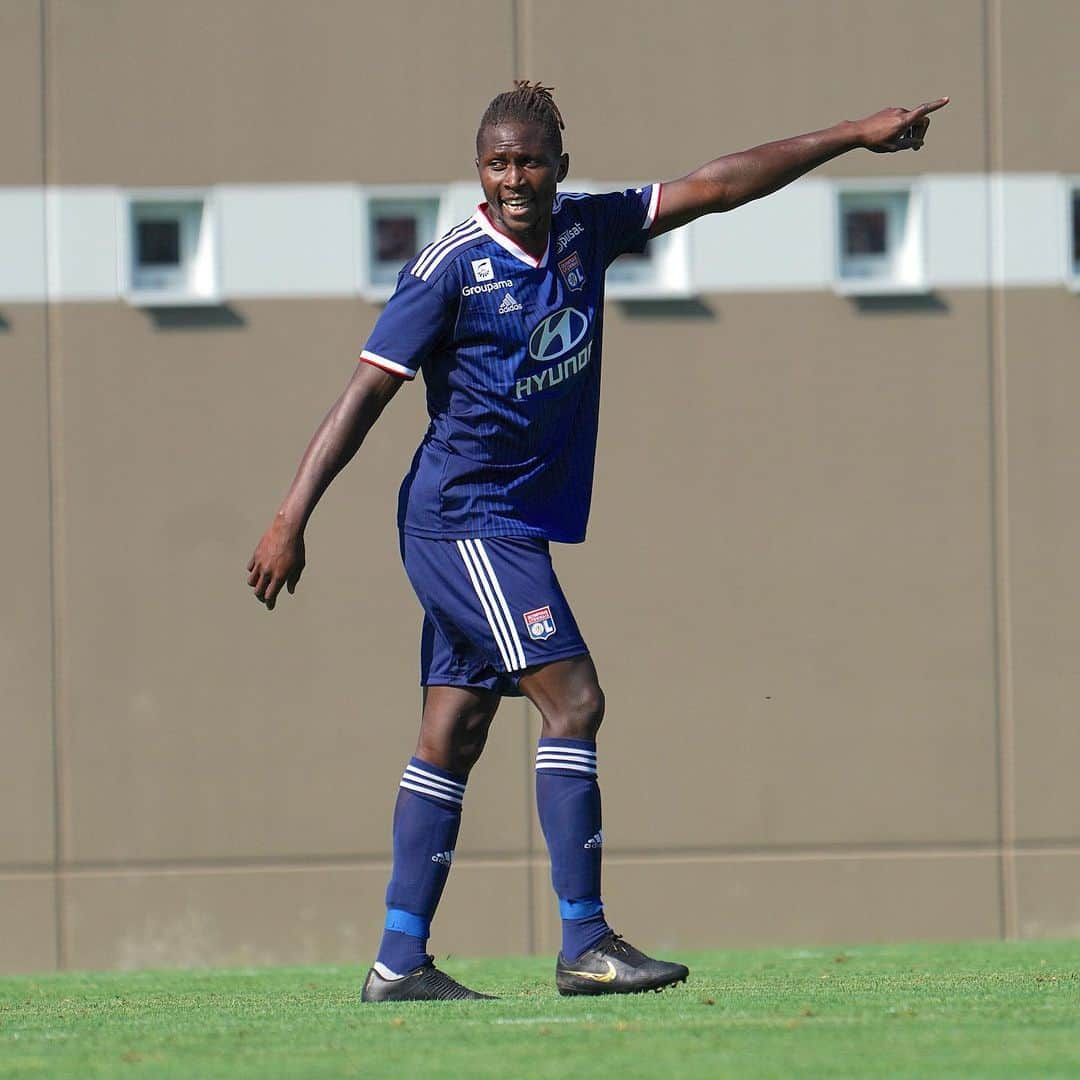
[528,307,589,362]
[517,307,593,401]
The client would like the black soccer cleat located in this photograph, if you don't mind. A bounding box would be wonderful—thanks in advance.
[555,932,690,996]
[361,961,497,1002]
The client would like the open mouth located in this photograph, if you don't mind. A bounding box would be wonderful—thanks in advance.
[500,196,534,220]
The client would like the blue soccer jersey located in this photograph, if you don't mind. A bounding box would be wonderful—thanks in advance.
[360,184,661,542]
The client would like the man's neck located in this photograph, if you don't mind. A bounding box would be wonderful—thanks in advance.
[482,205,551,260]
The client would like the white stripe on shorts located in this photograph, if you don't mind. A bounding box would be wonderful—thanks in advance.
[469,539,527,670]
[456,539,519,672]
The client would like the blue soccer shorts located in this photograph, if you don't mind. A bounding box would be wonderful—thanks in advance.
[401,534,589,696]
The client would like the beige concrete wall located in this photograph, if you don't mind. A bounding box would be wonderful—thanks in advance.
[0,1,44,185]
[4,0,1080,973]
[999,0,1080,172]
[44,0,515,184]
[524,0,987,181]
[1002,289,1080,844]
[0,2,57,974]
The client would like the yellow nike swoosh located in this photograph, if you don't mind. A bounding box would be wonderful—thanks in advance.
[564,960,617,983]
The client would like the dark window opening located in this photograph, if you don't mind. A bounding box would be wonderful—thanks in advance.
[844,209,888,256]
[375,216,419,263]
[137,220,181,267]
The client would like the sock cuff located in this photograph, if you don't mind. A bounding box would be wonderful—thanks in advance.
[535,739,597,777]
[399,757,467,807]
[559,897,604,920]
[385,908,431,939]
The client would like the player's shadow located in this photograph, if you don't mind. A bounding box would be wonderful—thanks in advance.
[616,298,716,319]
[850,292,949,314]
[143,304,246,331]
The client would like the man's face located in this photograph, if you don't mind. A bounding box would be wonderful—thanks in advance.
[476,120,569,250]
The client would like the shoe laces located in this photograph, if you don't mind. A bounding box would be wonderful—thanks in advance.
[599,932,646,964]
[418,965,485,1001]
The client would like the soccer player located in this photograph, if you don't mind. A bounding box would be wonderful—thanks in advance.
[248,83,947,1001]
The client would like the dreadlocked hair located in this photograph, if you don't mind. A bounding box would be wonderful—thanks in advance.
[476,80,565,155]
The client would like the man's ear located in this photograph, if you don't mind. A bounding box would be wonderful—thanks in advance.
[557,153,569,183]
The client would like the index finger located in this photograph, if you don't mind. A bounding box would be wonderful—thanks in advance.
[909,97,950,119]
[264,574,285,605]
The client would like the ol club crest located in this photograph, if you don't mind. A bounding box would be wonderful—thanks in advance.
[523,606,557,641]
[558,251,585,292]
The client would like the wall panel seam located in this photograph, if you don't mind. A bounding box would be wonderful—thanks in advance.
[26,839,1080,878]
[983,0,1018,942]
[6,842,1079,886]
[38,0,65,973]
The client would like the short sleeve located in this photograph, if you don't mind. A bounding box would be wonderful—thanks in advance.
[592,183,662,267]
[359,266,458,380]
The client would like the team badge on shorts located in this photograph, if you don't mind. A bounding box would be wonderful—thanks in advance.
[524,606,557,641]
[558,251,585,292]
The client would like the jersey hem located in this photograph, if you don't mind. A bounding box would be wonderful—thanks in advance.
[401,523,586,544]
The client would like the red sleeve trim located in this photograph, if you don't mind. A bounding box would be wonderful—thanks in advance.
[359,350,416,380]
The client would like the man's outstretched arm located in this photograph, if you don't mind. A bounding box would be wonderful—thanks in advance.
[246,361,403,610]
[649,98,949,237]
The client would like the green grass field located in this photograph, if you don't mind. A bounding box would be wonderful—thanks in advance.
[2,940,1079,1078]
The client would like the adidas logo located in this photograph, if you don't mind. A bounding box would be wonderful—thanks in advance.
[583,831,604,850]
[498,292,523,314]
[431,850,454,866]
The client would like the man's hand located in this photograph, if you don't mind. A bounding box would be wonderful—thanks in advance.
[247,515,306,611]
[855,97,949,153]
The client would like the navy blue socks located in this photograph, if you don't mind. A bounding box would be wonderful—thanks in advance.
[377,742,609,973]
[535,738,611,960]
[375,757,466,978]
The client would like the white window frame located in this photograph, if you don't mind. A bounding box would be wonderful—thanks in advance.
[605,226,692,300]
[356,186,448,301]
[1065,177,1080,292]
[120,189,220,306]
[833,180,928,296]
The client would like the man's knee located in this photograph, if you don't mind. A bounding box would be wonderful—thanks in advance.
[541,682,605,741]
[417,690,499,775]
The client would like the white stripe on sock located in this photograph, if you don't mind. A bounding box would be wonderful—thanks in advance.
[403,765,466,794]
[400,778,464,804]
[535,748,597,762]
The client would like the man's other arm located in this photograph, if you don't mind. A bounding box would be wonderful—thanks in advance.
[246,361,403,610]
[649,98,949,238]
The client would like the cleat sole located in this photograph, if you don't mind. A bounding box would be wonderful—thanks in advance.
[556,973,688,997]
